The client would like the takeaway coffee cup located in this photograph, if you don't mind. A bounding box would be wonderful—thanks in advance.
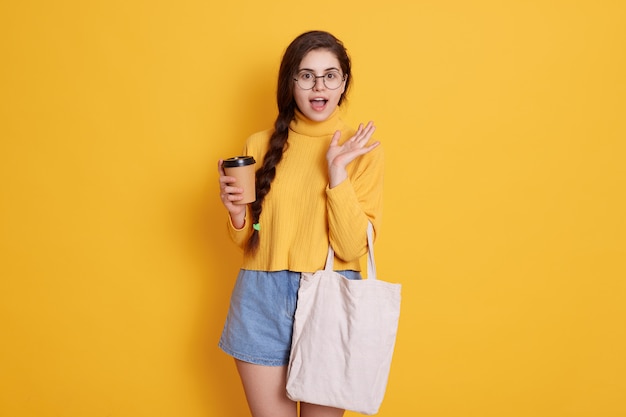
[222,156,256,204]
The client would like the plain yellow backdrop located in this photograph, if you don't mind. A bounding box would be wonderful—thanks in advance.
[1,1,625,416]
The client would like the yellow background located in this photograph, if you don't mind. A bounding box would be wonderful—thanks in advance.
[1,0,625,416]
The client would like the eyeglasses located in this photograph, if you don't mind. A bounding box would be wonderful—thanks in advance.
[293,70,346,90]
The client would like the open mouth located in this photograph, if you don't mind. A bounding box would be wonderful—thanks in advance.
[311,98,328,110]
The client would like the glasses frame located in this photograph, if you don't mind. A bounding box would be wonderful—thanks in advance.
[293,70,346,91]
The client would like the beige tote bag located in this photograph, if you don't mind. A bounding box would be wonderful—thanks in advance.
[286,223,401,415]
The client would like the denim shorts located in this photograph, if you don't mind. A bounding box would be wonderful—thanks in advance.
[218,269,362,366]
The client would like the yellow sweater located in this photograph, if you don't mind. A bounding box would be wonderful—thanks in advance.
[227,109,384,272]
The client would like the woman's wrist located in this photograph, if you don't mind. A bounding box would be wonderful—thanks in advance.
[328,165,347,188]
[230,210,246,230]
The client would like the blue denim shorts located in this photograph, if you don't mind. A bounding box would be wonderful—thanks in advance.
[218,269,362,366]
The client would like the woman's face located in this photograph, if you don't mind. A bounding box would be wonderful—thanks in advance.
[293,49,347,123]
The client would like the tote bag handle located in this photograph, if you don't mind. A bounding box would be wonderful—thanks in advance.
[324,222,377,280]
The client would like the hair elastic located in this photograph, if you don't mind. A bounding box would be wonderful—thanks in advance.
[253,223,261,231]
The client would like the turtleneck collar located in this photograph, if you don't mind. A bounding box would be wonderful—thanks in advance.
[289,108,344,137]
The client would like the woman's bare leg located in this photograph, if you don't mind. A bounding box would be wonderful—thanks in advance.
[300,402,345,417]
[235,359,297,417]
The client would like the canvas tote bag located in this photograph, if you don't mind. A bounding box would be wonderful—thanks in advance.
[286,223,401,415]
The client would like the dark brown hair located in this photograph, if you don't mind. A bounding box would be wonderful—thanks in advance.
[246,31,352,253]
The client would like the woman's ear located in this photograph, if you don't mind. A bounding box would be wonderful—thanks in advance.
[339,76,348,97]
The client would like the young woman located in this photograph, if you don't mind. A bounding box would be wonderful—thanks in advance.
[217,30,384,417]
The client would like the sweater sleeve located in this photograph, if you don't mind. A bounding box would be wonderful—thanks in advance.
[227,204,253,249]
[326,144,384,262]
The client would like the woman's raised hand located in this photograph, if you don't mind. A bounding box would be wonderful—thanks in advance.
[326,121,380,188]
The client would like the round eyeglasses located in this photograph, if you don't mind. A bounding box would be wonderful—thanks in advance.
[293,70,346,90]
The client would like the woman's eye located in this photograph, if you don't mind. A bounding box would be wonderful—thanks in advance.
[301,72,313,80]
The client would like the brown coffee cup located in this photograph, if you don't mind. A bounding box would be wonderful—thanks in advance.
[223,156,256,204]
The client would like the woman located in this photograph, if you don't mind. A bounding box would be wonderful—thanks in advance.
[217,30,384,417]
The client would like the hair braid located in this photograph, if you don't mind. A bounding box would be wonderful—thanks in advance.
[245,110,293,253]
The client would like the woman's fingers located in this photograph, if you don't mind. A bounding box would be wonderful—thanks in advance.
[358,121,375,141]
[217,159,226,176]
[224,185,243,196]
[220,182,244,204]
[349,121,375,145]
[329,130,342,147]
[217,159,246,207]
